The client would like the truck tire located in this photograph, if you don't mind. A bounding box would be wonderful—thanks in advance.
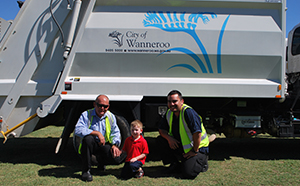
[72,114,130,156]
[115,115,131,149]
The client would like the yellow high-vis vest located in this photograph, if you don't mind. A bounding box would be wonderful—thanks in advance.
[78,109,114,154]
[166,104,209,153]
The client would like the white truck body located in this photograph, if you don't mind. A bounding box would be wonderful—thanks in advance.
[1,0,299,151]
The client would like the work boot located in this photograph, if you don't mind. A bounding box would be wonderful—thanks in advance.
[97,164,106,171]
[201,156,209,172]
[82,170,93,182]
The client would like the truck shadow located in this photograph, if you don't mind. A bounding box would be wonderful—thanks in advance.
[0,137,80,166]
[145,136,300,161]
[208,137,300,161]
[2,136,300,164]
[1,136,300,179]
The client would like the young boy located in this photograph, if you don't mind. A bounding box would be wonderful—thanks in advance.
[121,120,149,179]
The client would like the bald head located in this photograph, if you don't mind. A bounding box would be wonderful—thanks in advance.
[95,94,109,103]
[94,95,110,118]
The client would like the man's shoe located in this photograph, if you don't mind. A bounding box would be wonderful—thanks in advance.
[82,170,93,182]
[202,156,209,172]
[202,164,208,172]
[97,164,106,171]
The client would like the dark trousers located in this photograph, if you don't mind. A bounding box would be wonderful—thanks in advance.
[81,135,126,172]
[156,135,208,179]
[120,161,143,179]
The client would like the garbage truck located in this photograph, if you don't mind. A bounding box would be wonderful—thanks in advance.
[1,0,300,153]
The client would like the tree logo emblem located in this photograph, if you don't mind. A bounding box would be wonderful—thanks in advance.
[108,31,124,47]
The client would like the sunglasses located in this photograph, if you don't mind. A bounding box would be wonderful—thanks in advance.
[95,102,109,108]
[167,100,178,104]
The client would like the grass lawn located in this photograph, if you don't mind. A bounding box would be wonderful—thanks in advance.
[1,126,300,185]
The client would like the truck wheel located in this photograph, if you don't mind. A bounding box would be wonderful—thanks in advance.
[72,114,130,156]
[115,115,131,149]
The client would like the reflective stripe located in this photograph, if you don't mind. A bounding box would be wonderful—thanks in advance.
[181,130,207,150]
[166,110,173,136]
[105,111,114,144]
[183,143,193,149]
[201,132,207,141]
[181,132,207,150]
[180,105,193,141]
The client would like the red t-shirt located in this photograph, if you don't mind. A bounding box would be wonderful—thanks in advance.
[122,135,149,164]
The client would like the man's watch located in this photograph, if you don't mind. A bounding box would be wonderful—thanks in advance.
[191,148,198,154]
[111,143,119,147]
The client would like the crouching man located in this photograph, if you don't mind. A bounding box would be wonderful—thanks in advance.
[74,94,126,182]
[157,90,210,179]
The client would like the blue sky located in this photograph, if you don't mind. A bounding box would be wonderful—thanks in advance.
[0,0,299,37]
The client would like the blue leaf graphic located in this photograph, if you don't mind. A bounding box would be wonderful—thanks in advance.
[159,47,208,73]
[143,11,223,74]
[167,64,198,73]
[217,15,230,73]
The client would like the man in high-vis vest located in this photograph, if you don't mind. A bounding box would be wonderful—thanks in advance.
[74,95,126,182]
[157,90,210,179]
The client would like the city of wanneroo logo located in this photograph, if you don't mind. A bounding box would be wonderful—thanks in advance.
[143,11,230,74]
[108,31,124,47]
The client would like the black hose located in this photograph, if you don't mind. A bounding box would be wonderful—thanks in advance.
[50,0,67,46]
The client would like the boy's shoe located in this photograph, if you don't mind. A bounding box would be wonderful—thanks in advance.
[135,169,144,178]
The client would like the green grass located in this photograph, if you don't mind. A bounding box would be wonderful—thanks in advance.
[1,126,300,185]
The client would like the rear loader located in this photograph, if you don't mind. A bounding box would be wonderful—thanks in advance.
[0,0,300,153]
